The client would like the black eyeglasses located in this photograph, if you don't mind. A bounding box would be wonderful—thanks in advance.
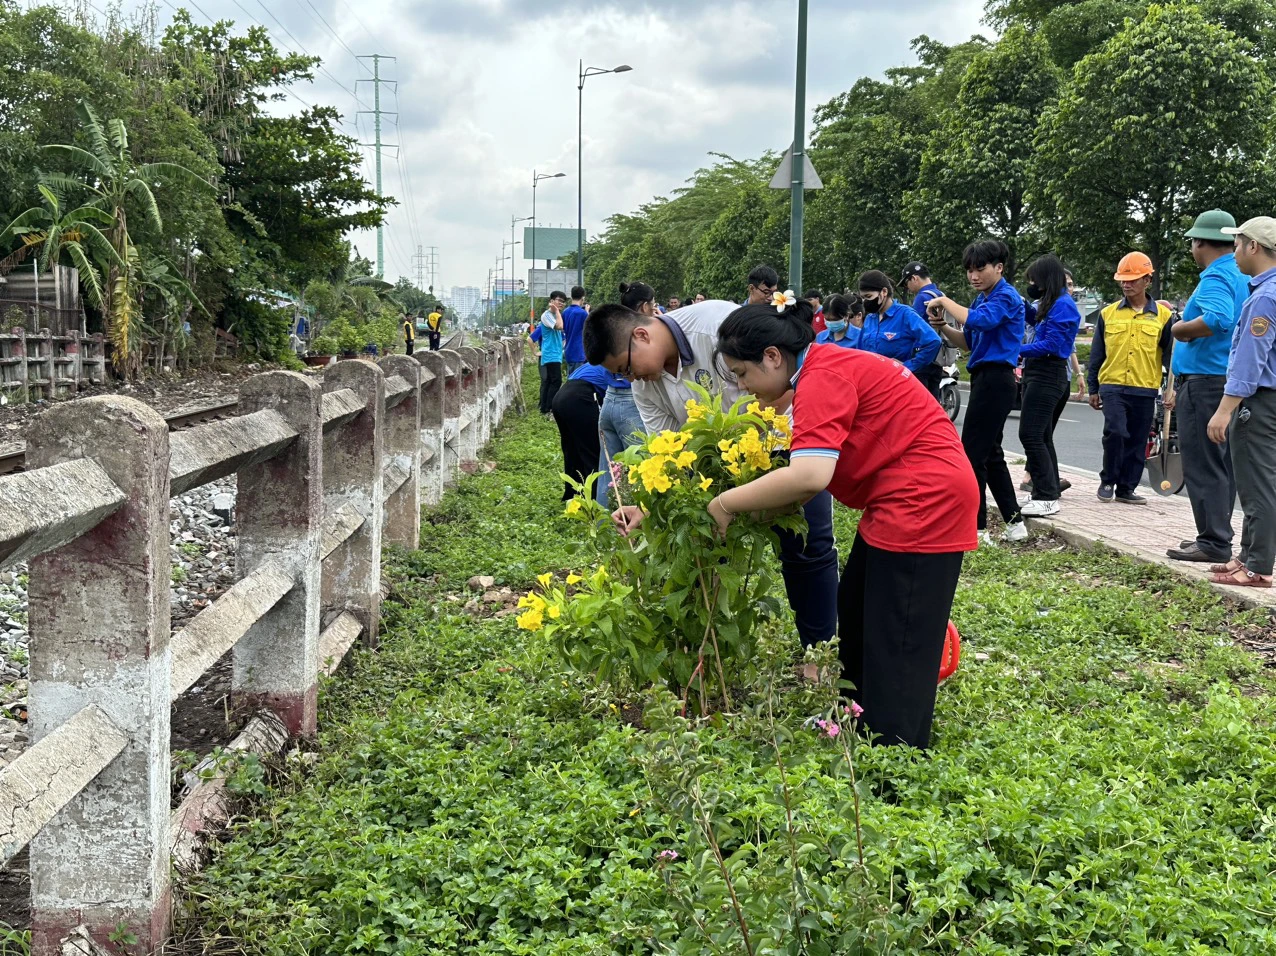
[620,333,635,380]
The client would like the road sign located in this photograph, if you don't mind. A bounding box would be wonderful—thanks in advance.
[523,227,584,262]
[769,144,823,190]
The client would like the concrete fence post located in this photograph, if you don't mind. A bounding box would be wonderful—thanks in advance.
[378,355,422,550]
[438,350,462,483]
[456,347,481,466]
[12,328,28,403]
[25,397,172,956]
[322,360,384,644]
[482,347,497,442]
[234,372,323,736]
[415,352,446,506]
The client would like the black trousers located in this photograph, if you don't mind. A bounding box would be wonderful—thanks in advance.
[538,362,562,414]
[838,535,965,748]
[551,380,601,500]
[428,331,441,350]
[1099,386,1155,495]
[1175,374,1235,559]
[914,364,943,401]
[1018,357,1068,500]
[405,339,415,355]
[962,364,1021,530]
[1232,389,1276,576]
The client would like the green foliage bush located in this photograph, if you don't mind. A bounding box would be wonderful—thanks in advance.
[183,371,1276,955]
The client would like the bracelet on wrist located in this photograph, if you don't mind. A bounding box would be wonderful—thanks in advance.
[715,494,736,518]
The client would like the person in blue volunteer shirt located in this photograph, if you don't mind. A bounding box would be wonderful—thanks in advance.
[529,291,566,414]
[1205,216,1276,589]
[552,362,625,501]
[855,270,942,394]
[1164,210,1250,564]
[927,239,1027,544]
[1017,255,1081,517]
[901,261,949,395]
[814,294,864,349]
[561,286,590,376]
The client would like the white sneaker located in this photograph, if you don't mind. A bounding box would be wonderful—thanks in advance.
[1019,499,1060,517]
[1001,520,1029,543]
[978,530,999,548]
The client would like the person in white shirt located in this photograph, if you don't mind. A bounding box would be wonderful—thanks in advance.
[584,284,839,655]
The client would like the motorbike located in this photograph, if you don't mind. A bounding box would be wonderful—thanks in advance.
[940,362,961,422]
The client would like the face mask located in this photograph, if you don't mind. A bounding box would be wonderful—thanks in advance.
[1026,282,1044,300]
[825,319,848,333]
[860,294,879,312]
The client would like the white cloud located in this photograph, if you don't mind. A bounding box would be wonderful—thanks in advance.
[124,0,988,294]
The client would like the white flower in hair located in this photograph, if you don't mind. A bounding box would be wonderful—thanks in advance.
[772,289,797,312]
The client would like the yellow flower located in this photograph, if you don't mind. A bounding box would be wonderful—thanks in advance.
[566,573,582,585]
[537,572,553,587]
[699,476,713,491]
[516,607,544,631]
[590,565,608,589]
[747,401,777,424]
[675,450,697,469]
[717,438,734,452]
[774,414,791,435]
[727,462,742,476]
[685,399,707,421]
[628,466,640,484]
[518,592,547,611]
[564,498,583,516]
[628,807,641,817]
[548,604,561,619]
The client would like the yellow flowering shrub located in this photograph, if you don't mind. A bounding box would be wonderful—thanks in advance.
[522,384,807,712]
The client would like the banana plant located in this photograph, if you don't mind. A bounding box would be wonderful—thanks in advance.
[2,184,122,312]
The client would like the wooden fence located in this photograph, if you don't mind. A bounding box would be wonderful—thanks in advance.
[0,339,525,955]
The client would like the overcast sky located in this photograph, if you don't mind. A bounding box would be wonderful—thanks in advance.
[111,0,988,295]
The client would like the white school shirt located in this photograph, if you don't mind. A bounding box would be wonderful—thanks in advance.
[632,300,744,433]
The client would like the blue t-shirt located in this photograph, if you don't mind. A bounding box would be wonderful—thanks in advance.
[910,282,943,319]
[561,304,588,364]
[965,279,1024,369]
[568,363,626,400]
[1226,266,1276,398]
[857,301,942,373]
[815,327,862,349]
[1174,253,1249,376]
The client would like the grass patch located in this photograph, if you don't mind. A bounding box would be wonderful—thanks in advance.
[180,370,1276,955]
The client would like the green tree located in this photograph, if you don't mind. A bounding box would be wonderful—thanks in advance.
[1031,3,1274,295]
[903,26,1060,282]
[3,184,121,310]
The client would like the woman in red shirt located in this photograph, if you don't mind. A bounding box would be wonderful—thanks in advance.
[709,300,979,748]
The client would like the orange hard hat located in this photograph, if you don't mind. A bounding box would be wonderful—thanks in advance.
[1113,252,1154,281]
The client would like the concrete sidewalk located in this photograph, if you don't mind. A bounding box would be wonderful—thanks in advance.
[1023,465,1276,610]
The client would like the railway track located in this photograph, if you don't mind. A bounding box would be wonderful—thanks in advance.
[0,334,473,476]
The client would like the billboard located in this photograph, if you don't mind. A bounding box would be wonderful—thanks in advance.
[523,227,584,262]
[527,268,582,299]
[494,278,525,298]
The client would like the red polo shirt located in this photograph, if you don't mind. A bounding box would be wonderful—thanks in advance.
[790,345,978,553]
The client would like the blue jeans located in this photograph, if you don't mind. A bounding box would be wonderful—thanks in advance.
[1099,385,1156,495]
[776,492,840,645]
[596,388,646,505]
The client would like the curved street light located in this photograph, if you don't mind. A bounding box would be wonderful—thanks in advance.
[577,63,633,290]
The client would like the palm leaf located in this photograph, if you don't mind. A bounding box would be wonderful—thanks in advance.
[73,222,124,270]
[36,185,61,217]
[136,162,215,193]
[65,242,107,311]
[42,145,113,184]
[66,205,116,228]
[3,206,49,241]
[75,101,115,175]
[125,179,164,234]
[106,117,129,156]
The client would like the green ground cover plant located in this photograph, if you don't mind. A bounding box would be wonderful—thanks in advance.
[180,372,1276,955]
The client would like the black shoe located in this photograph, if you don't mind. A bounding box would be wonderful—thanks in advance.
[1180,539,1195,549]
[1097,483,1115,503]
[1166,543,1230,563]
[1059,478,1072,492]
[1019,480,1033,493]
[1115,492,1147,505]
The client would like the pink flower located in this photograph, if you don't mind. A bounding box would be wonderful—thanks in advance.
[610,461,625,482]
[825,722,841,738]
[844,702,864,719]
[657,849,679,861]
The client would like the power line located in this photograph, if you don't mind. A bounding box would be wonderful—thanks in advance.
[298,0,368,71]
[252,0,373,111]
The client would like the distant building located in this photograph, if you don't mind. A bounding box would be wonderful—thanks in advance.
[449,286,482,318]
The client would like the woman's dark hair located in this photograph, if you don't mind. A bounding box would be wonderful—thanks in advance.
[825,293,865,322]
[716,300,816,363]
[857,270,895,297]
[1025,254,1068,323]
[747,264,780,288]
[584,303,643,365]
[618,281,655,310]
[962,239,1010,271]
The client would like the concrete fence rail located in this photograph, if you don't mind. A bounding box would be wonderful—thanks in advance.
[0,337,525,956]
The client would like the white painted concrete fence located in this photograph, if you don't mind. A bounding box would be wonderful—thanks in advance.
[0,339,525,956]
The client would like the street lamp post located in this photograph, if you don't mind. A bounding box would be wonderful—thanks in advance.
[532,171,566,300]
[577,62,632,292]
[501,240,520,325]
[789,0,810,294]
[512,213,532,312]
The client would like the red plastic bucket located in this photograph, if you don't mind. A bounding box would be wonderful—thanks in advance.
[938,620,961,683]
